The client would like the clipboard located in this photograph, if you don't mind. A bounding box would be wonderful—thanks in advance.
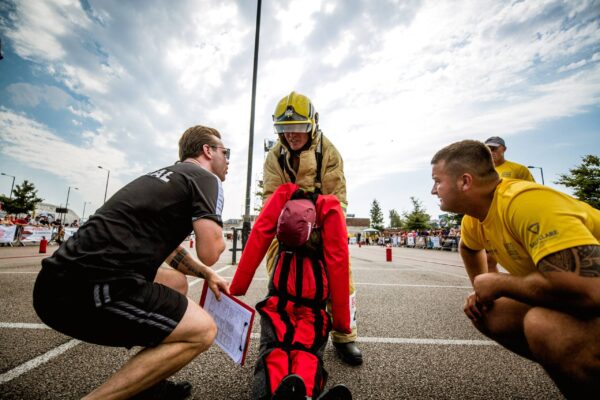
[199,281,255,366]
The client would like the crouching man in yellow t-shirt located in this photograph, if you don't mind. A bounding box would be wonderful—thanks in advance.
[430,139,599,399]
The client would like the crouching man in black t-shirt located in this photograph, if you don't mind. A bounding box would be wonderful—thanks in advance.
[33,125,231,400]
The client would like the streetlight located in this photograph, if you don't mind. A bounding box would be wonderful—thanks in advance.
[98,166,110,204]
[64,186,79,224]
[1,172,15,199]
[242,0,262,249]
[527,165,545,185]
[82,201,91,222]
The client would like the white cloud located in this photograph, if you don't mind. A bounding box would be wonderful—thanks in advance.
[4,0,90,61]
[322,30,354,68]
[0,107,129,205]
[272,0,323,45]
[6,83,73,109]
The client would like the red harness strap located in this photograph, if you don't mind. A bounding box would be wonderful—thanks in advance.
[230,183,350,333]
[230,183,350,398]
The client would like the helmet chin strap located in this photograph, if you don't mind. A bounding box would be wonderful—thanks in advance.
[279,129,314,154]
[298,134,313,153]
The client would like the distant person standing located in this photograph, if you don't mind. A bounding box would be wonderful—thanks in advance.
[484,136,534,271]
[485,136,535,181]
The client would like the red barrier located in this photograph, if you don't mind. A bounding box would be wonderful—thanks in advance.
[385,245,392,262]
[39,237,48,254]
[190,238,194,248]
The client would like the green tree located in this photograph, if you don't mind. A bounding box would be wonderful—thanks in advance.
[0,180,43,215]
[254,177,265,213]
[555,154,600,209]
[370,199,384,230]
[402,197,431,231]
[439,212,463,228]
[389,209,402,228]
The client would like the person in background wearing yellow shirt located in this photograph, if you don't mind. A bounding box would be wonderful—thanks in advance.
[485,136,535,181]
[484,136,535,272]
[430,140,599,399]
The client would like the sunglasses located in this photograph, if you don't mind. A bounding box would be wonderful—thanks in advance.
[210,145,230,160]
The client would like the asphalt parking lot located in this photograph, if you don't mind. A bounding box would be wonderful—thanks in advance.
[0,243,563,399]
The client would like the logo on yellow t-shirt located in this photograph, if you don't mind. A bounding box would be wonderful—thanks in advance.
[527,223,540,234]
[503,242,520,258]
[529,229,558,248]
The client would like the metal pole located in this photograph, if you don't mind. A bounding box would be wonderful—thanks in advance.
[1,173,15,199]
[231,227,238,265]
[9,176,14,200]
[64,187,71,224]
[104,170,110,203]
[64,186,78,224]
[527,166,545,185]
[98,166,110,203]
[82,201,90,221]
[242,0,262,248]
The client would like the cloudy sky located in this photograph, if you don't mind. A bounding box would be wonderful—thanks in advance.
[0,0,599,224]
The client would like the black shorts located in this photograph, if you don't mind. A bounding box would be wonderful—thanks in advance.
[33,264,188,348]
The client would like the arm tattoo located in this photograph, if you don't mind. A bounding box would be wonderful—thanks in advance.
[168,247,208,279]
[169,248,187,270]
[538,245,600,277]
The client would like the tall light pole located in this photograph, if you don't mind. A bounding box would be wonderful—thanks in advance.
[1,172,15,199]
[98,166,110,203]
[82,201,91,222]
[527,165,545,185]
[64,186,79,224]
[242,0,262,249]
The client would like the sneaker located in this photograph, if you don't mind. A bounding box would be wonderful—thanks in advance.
[316,384,352,400]
[333,342,363,366]
[272,374,306,400]
[130,380,193,400]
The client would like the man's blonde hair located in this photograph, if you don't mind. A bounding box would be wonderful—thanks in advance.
[178,125,222,161]
[431,140,499,183]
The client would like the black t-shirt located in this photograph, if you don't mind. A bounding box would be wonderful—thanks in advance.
[43,162,223,282]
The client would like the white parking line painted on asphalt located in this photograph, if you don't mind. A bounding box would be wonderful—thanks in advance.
[0,322,49,329]
[415,268,469,279]
[0,339,81,384]
[248,333,495,346]
[356,337,497,346]
[0,271,39,274]
[0,326,493,385]
[355,282,470,288]
[350,267,419,271]
[211,277,469,289]
[351,263,469,279]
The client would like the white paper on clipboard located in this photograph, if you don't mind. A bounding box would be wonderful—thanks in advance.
[200,281,255,365]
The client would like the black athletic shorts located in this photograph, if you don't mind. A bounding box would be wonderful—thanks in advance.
[33,264,188,348]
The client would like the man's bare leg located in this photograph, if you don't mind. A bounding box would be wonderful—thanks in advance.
[472,297,534,360]
[82,299,216,400]
[83,268,211,399]
[524,307,600,399]
[154,267,189,295]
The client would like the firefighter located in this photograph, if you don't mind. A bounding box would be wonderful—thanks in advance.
[262,91,362,366]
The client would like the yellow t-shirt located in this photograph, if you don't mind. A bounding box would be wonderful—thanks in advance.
[461,179,600,276]
[495,160,535,181]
